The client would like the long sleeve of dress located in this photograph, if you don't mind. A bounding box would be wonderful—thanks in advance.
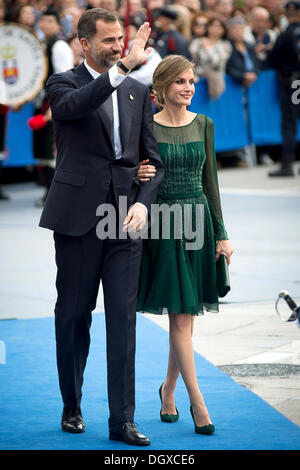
[202,116,229,241]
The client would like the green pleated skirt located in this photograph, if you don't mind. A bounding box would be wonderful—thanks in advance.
[136,193,219,316]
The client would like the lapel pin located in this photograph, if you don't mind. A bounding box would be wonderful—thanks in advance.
[129,94,134,101]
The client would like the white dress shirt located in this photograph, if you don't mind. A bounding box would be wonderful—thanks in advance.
[83,61,147,215]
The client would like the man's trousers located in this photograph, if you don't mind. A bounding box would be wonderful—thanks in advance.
[53,194,143,428]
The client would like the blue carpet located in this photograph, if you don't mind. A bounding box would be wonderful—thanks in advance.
[0,313,300,450]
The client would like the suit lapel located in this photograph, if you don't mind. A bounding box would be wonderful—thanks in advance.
[100,94,114,155]
[96,95,114,148]
[74,63,114,150]
[74,63,135,158]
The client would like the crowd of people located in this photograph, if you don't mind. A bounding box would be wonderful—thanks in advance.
[0,0,299,197]
[0,0,292,83]
[0,0,291,82]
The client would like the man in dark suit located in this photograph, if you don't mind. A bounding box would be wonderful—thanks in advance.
[267,1,300,177]
[39,8,164,446]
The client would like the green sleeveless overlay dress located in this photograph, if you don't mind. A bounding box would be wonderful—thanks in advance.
[137,114,229,316]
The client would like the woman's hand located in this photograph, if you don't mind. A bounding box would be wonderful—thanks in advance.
[216,240,234,265]
[138,159,156,182]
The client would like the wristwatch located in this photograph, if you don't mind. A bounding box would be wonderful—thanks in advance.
[117,60,131,75]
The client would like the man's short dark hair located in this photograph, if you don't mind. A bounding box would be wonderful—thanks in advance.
[41,7,61,24]
[77,8,119,41]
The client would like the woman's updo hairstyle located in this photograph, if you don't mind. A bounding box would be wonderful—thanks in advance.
[152,55,195,108]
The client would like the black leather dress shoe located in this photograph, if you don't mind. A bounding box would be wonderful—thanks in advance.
[109,421,150,446]
[61,406,85,433]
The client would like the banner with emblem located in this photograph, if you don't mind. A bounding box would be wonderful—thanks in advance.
[0,24,47,107]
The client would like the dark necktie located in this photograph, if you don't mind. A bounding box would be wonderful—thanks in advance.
[102,94,115,157]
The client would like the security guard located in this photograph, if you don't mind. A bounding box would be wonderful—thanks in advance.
[267,1,300,177]
[150,7,192,60]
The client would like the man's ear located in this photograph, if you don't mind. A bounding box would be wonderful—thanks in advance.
[79,37,89,53]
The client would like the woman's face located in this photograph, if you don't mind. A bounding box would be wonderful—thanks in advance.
[192,16,208,37]
[18,6,36,28]
[205,0,217,9]
[165,68,195,107]
[228,24,244,42]
[207,20,225,39]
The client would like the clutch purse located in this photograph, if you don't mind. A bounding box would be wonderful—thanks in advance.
[216,254,230,298]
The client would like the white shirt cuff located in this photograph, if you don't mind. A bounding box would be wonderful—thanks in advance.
[134,202,148,217]
[108,64,127,88]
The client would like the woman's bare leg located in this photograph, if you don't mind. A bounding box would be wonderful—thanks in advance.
[161,315,196,414]
[167,314,212,426]
[160,345,179,414]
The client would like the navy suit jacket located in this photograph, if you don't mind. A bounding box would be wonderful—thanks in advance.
[39,62,164,236]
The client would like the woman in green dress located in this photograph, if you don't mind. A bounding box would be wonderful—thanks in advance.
[136,55,234,435]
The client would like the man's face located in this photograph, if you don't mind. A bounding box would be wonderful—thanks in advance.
[216,0,233,15]
[127,0,142,15]
[251,12,269,33]
[39,15,60,38]
[154,16,172,32]
[83,20,124,70]
[99,0,117,10]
